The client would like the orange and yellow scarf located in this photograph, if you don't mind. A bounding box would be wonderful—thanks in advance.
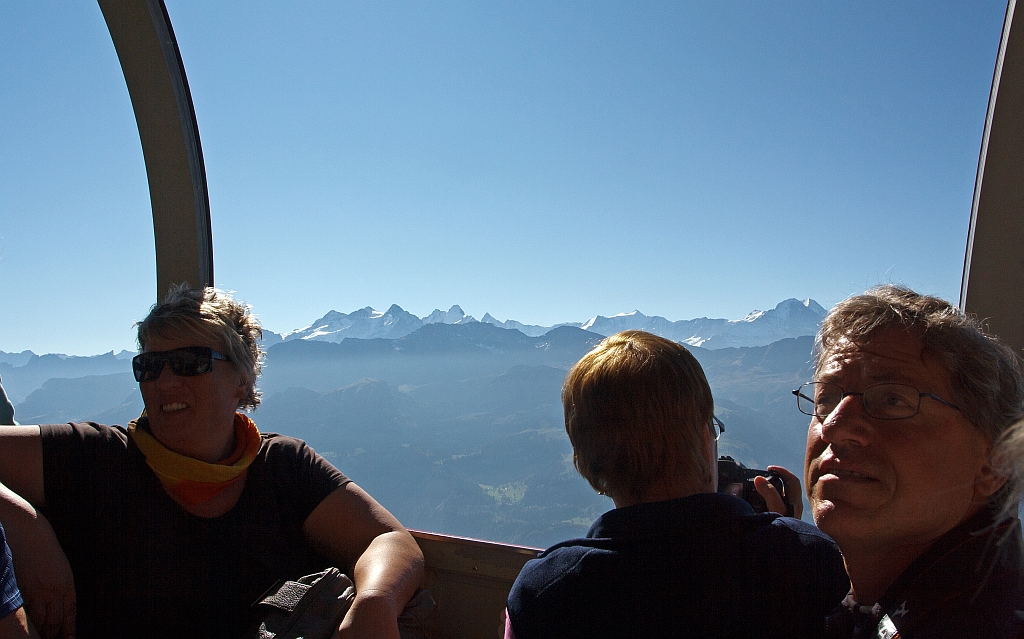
[128,412,262,506]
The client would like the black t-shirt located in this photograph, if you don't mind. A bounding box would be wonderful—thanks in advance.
[40,422,350,639]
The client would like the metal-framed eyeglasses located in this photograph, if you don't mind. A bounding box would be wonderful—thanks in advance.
[792,381,962,421]
[709,415,725,441]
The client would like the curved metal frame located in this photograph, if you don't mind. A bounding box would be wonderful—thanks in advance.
[98,0,213,300]
[962,0,1024,353]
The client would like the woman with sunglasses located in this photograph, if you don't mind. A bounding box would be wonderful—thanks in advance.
[0,287,424,639]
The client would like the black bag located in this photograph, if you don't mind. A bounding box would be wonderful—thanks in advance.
[246,569,439,639]
[249,568,355,639]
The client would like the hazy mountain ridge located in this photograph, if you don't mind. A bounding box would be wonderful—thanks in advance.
[1,296,822,379]
[259,324,605,396]
[13,373,143,426]
[1,299,824,546]
[253,331,817,545]
[0,351,134,405]
[4,321,818,546]
[0,351,34,368]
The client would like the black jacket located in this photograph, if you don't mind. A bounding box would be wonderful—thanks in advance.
[825,507,1024,639]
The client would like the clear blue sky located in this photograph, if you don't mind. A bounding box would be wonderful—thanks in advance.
[0,1,1007,355]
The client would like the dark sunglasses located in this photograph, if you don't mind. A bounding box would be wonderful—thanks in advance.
[132,346,230,382]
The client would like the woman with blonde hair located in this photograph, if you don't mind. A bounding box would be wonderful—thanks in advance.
[0,287,423,639]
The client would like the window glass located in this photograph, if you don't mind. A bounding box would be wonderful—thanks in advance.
[1,3,154,356]
[1,2,1007,546]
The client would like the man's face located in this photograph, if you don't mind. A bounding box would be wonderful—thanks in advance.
[804,328,1004,554]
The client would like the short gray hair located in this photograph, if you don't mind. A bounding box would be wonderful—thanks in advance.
[136,286,264,409]
[817,285,1024,508]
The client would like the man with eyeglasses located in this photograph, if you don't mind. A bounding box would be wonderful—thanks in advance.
[796,285,1024,638]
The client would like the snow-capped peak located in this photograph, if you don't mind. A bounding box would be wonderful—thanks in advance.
[277,298,827,349]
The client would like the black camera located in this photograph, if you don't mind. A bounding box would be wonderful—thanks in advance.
[717,456,794,517]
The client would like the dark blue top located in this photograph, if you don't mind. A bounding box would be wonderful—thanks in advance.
[507,492,849,639]
[0,521,24,620]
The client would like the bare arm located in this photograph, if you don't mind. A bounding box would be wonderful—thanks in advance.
[0,608,40,639]
[0,427,44,507]
[0,428,74,639]
[302,483,424,639]
[0,485,74,639]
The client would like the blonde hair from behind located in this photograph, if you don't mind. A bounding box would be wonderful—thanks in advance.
[563,330,715,505]
[136,285,264,410]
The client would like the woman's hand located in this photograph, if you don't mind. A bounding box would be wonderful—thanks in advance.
[753,465,803,519]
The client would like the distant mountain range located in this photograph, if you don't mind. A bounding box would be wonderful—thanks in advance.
[270,297,826,349]
[0,350,135,405]
[0,319,819,546]
[0,298,826,545]
[0,298,826,405]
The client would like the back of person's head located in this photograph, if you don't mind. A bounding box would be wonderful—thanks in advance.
[136,285,264,409]
[819,284,1024,508]
[563,330,715,505]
